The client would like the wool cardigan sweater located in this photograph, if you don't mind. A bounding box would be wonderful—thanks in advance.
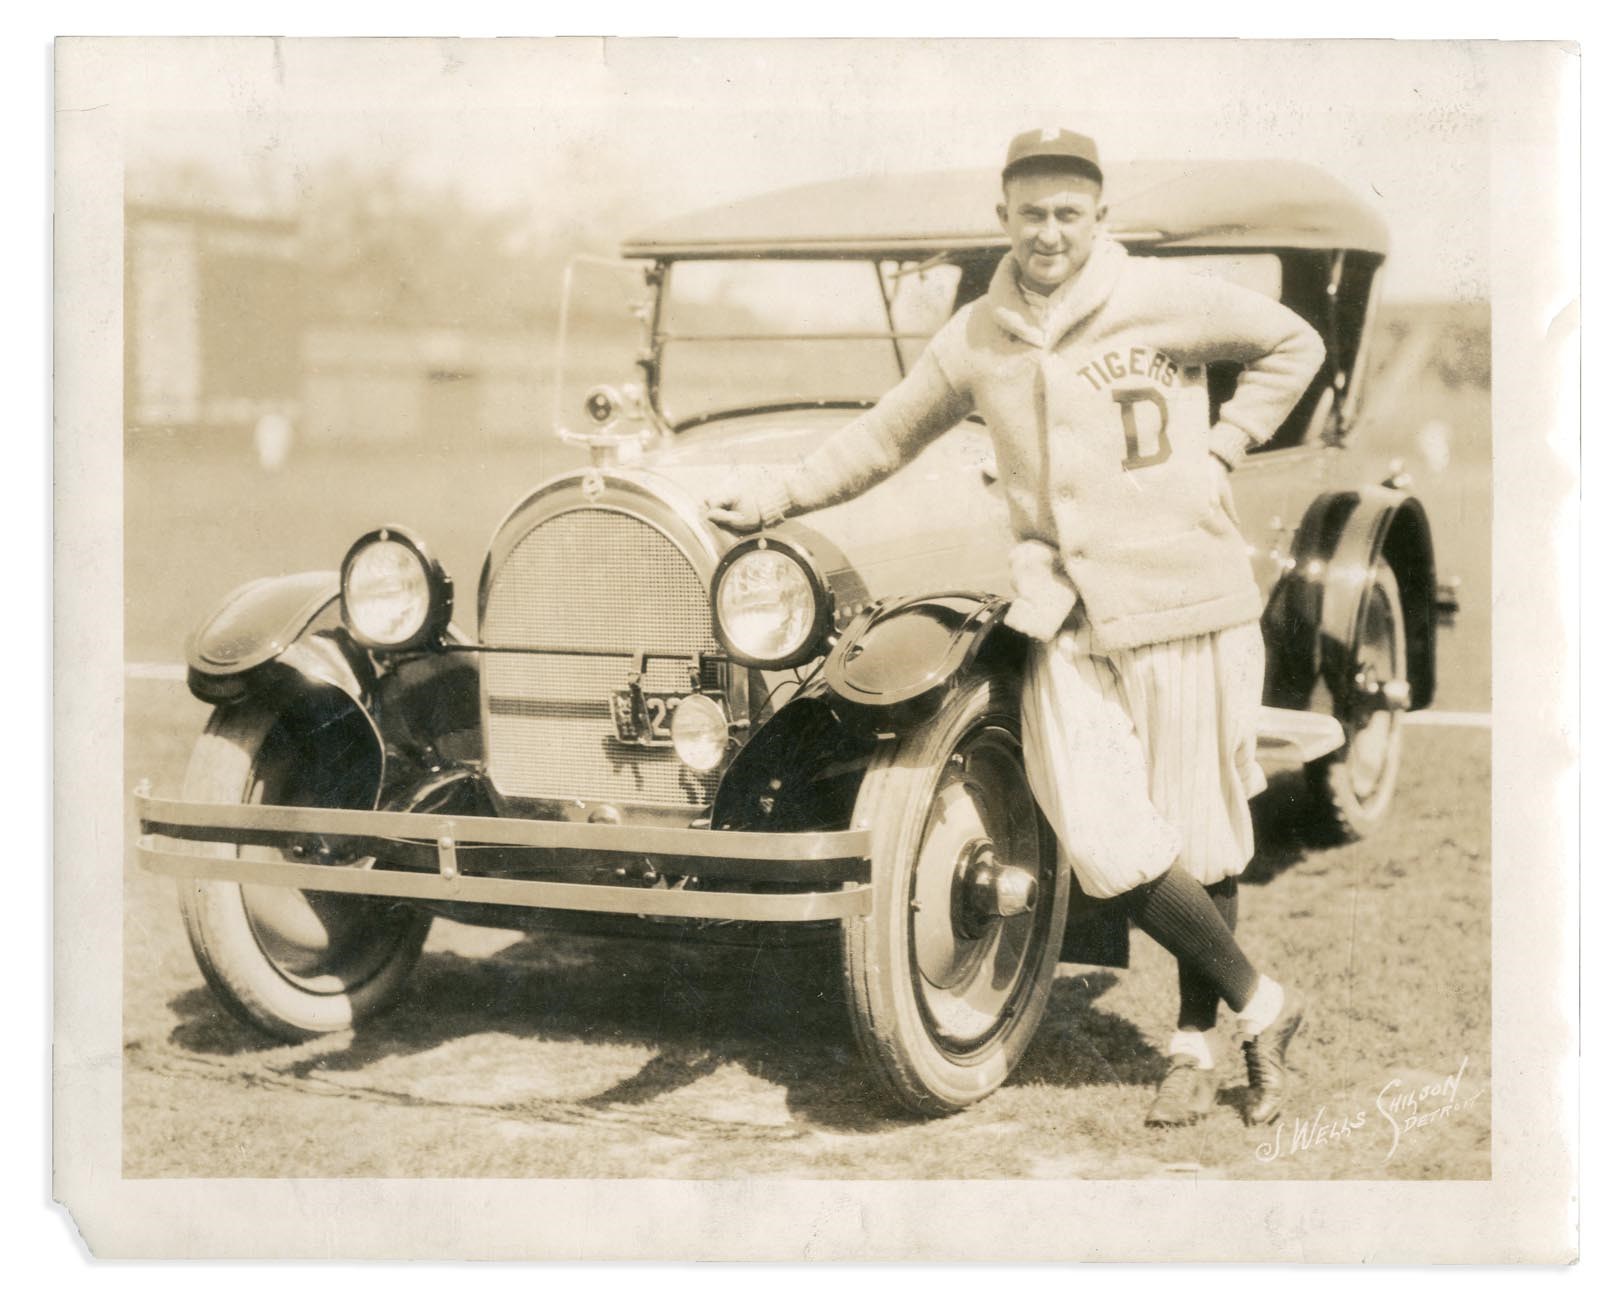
[755,238,1326,653]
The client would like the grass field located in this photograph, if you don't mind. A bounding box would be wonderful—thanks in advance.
[119,322,1492,1180]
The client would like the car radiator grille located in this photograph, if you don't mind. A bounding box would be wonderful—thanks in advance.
[479,508,721,809]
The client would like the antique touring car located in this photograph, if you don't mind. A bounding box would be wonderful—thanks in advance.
[137,160,1444,1114]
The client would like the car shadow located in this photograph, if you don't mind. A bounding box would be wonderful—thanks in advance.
[1241,768,1332,885]
[166,987,287,1055]
[1012,970,1167,1090]
[163,934,1164,1134]
[164,929,879,1130]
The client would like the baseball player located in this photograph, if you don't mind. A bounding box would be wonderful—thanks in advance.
[706,128,1323,1129]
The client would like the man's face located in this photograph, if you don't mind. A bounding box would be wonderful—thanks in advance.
[997,168,1106,294]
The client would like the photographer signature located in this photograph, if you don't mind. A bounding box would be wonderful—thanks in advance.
[1254,1056,1484,1164]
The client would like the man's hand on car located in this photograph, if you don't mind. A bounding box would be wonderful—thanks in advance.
[707,492,768,537]
[704,490,765,534]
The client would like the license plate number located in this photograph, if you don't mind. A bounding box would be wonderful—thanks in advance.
[609,689,690,746]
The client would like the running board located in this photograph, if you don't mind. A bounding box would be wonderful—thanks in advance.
[1255,707,1346,764]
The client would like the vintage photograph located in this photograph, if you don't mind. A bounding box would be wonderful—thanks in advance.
[54,35,1576,1259]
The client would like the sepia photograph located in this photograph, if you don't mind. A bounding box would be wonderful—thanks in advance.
[53,34,1576,1260]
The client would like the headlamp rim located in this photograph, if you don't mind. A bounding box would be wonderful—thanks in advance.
[710,532,834,670]
[339,524,454,652]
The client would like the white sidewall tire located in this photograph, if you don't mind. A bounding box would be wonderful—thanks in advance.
[842,672,1070,1115]
[176,704,431,1042]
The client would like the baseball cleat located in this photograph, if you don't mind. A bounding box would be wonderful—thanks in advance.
[1144,1055,1218,1128]
[1241,988,1306,1127]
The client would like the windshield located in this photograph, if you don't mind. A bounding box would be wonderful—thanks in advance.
[552,251,1286,436]
[655,258,963,427]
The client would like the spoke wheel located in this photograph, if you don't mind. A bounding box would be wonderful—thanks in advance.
[842,672,1069,1115]
[177,704,431,1041]
[1307,558,1408,840]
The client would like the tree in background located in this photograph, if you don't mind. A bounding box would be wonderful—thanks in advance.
[296,165,559,330]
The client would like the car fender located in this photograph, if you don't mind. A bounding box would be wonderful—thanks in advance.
[373,646,483,770]
[711,591,1023,825]
[711,694,874,832]
[184,571,388,805]
[818,591,1024,733]
[185,571,343,696]
[1266,487,1437,712]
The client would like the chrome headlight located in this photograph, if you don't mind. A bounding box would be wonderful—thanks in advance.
[711,535,832,669]
[340,526,453,651]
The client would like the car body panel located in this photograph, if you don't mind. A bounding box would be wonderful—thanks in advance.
[647,409,1015,610]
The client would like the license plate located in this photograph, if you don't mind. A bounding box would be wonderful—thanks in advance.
[609,688,691,746]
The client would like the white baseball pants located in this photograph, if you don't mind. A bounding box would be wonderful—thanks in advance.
[1020,619,1267,899]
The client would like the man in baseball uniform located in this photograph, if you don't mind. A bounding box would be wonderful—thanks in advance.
[707,127,1322,1129]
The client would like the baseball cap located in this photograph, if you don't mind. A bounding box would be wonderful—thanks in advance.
[1002,128,1103,185]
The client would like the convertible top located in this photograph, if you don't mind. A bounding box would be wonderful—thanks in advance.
[623,160,1388,259]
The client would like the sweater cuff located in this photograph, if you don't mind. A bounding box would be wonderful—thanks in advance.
[1005,540,1080,641]
[1004,592,1078,642]
[1208,422,1256,471]
[751,478,793,527]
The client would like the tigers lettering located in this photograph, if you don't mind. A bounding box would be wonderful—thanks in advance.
[1077,346,1180,391]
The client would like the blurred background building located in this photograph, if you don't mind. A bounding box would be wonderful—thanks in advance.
[124,162,578,448]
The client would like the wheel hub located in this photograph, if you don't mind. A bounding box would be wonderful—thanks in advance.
[1346,593,1409,802]
[1354,663,1411,712]
[950,838,1038,939]
[909,727,1049,1049]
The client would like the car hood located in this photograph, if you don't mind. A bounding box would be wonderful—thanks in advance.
[640,408,1015,608]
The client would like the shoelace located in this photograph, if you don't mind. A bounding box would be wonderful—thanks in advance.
[1243,1039,1272,1087]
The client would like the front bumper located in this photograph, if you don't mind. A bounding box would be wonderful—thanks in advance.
[134,784,872,922]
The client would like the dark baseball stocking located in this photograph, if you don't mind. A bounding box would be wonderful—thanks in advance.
[1176,876,1238,1031]
[1123,865,1258,1013]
